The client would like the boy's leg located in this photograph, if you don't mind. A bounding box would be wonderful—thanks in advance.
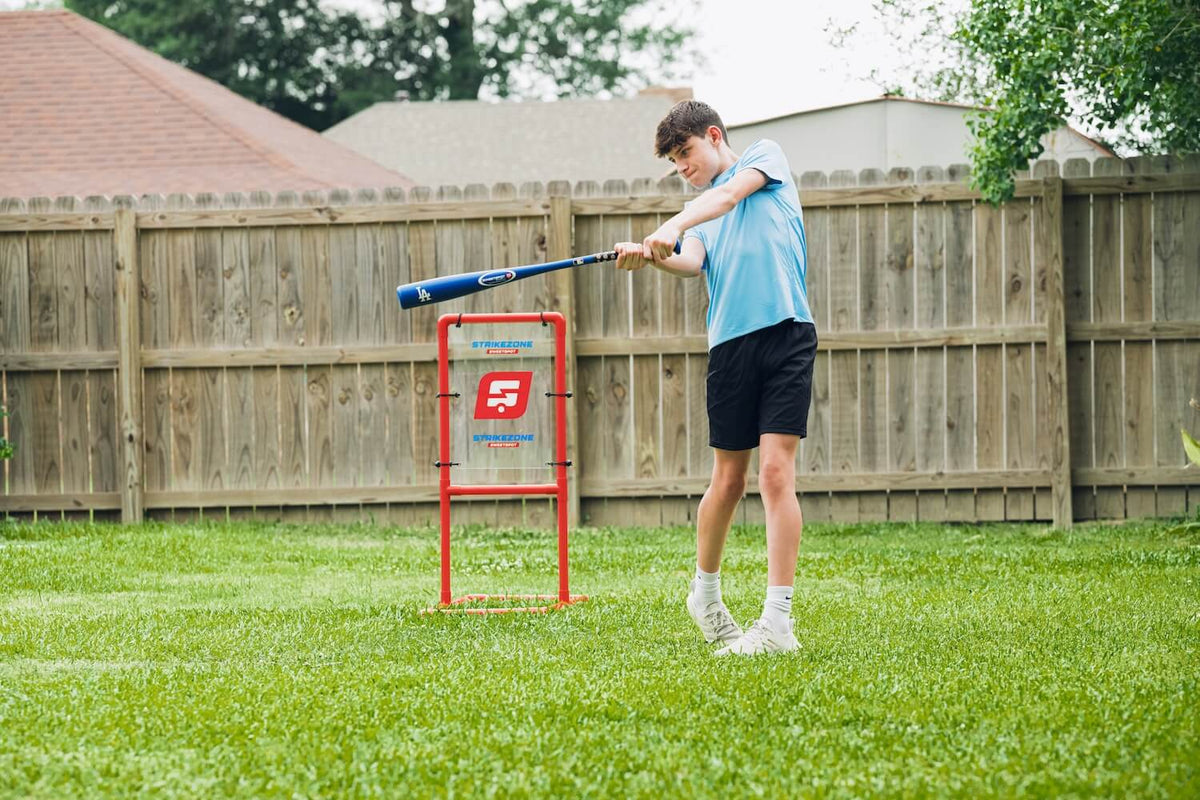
[693,325,760,644]
[758,433,803,587]
[716,435,804,656]
[696,447,752,572]
[686,447,751,644]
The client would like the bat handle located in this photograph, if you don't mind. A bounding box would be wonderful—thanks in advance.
[603,240,682,259]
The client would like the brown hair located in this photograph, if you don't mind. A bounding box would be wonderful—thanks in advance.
[654,100,729,157]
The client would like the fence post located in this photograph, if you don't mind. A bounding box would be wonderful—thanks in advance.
[1037,176,1073,527]
[114,207,144,523]
[549,194,581,526]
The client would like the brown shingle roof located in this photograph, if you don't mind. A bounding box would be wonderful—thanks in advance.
[0,9,414,199]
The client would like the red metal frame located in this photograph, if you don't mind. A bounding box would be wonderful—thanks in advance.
[429,312,587,614]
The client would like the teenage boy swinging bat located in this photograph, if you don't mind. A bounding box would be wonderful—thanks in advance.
[396,242,680,309]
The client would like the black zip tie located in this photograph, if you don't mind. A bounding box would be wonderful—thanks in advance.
[435,392,461,398]
[540,312,548,326]
[545,391,573,398]
[433,460,460,468]
[455,313,463,327]
[546,460,573,467]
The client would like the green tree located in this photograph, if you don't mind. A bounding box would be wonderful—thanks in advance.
[63,0,695,131]
[829,0,1200,203]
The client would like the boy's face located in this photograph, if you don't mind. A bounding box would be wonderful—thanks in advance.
[665,127,724,188]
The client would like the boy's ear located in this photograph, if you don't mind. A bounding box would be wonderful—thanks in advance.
[707,125,723,145]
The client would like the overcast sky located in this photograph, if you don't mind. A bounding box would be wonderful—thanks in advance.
[2,0,910,125]
[667,0,903,124]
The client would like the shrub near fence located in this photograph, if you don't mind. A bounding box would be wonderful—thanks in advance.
[1,157,1198,526]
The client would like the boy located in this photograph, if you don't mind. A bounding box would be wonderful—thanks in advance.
[613,100,815,656]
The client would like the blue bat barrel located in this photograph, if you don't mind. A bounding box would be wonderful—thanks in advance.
[397,242,679,309]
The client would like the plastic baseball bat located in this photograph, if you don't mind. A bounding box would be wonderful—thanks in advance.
[396,241,681,309]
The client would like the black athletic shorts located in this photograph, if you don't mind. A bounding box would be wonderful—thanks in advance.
[706,319,817,451]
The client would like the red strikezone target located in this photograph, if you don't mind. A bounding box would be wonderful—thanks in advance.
[430,312,587,614]
[473,371,533,421]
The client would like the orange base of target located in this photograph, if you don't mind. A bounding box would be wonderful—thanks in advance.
[422,593,589,615]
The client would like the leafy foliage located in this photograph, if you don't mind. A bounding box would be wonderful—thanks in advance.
[1183,398,1200,468]
[1173,401,1200,532]
[960,0,1200,202]
[63,0,695,131]
[0,407,12,461]
[829,0,1200,203]
[1184,428,1200,468]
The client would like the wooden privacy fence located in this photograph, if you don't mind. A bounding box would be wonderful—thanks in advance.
[1,156,1198,527]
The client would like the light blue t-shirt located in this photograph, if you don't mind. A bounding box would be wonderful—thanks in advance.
[685,138,811,349]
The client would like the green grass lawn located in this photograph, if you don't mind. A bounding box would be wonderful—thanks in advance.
[1,518,1198,798]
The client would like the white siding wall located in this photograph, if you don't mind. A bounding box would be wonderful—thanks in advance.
[729,103,887,175]
[885,102,975,168]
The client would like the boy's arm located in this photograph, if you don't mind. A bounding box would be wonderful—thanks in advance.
[614,237,704,277]
[643,168,769,260]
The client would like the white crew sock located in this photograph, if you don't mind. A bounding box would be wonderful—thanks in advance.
[762,585,793,632]
[694,566,722,606]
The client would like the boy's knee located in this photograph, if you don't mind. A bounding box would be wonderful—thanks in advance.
[757,460,794,497]
[709,472,747,503]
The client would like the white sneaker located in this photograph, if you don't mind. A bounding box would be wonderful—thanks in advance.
[715,617,799,656]
[686,580,742,644]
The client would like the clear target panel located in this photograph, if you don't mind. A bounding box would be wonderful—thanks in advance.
[446,321,558,483]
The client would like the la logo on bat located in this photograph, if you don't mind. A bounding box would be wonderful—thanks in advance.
[474,371,533,420]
